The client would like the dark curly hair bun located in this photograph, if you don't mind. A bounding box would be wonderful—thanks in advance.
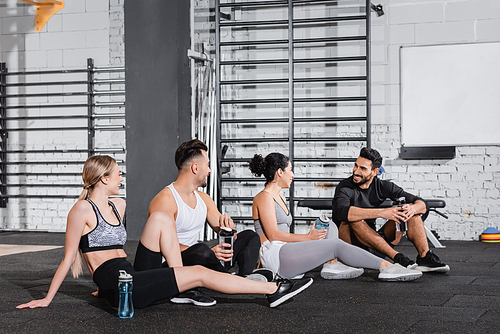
[249,154,266,177]
[249,152,289,184]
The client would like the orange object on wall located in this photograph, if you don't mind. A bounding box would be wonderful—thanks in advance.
[18,0,65,32]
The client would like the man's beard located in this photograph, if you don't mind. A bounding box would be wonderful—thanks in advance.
[198,177,207,188]
[353,174,371,186]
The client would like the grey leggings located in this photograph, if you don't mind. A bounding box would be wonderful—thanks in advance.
[278,224,384,279]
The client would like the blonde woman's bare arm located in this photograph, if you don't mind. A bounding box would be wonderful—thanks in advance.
[17,201,89,309]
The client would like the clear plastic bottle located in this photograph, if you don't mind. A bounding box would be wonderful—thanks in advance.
[393,197,406,232]
[118,270,134,319]
[219,227,235,268]
[315,211,330,230]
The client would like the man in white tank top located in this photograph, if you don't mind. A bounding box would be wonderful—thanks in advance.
[148,140,260,277]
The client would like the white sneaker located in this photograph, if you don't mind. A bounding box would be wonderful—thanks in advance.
[246,268,275,282]
[320,262,364,280]
[378,264,423,282]
[291,273,305,279]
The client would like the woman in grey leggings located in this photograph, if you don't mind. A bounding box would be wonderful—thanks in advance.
[249,152,422,281]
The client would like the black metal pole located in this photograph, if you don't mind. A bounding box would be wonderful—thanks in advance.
[288,0,295,233]
[215,1,222,212]
[0,62,7,208]
[87,58,95,157]
[366,0,372,147]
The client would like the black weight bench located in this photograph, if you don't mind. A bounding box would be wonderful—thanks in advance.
[297,199,447,248]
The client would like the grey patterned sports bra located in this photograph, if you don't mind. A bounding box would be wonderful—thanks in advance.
[254,198,292,236]
[79,199,127,253]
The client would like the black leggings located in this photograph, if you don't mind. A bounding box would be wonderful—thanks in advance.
[93,257,179,309]
[180,230,260,276]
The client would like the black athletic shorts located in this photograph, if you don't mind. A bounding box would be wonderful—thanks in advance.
[93,256,179,309]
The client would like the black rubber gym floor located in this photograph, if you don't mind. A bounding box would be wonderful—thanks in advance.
[1,231,499,333]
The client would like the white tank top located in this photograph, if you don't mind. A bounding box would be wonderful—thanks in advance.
[167,183,207,247]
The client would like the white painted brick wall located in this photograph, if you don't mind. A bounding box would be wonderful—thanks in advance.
[388,3,445,25]
[213,0,500,241]
[363,0,500,241]
[0,0,125,232]
[4,0,497,241]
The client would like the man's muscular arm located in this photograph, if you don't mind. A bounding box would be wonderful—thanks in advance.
[197,191,234,262]
[196,191,234,233]
[147,189,188,252]
[148,188,177,220]
[348,200,426,223]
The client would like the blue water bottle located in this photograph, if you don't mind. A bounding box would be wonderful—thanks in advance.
[118,270,134,318]
[315,212,330,230]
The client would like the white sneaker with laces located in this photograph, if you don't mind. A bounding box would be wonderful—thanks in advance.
[378,264,423,282]
[246,268,275,282]
[320,261,364,280]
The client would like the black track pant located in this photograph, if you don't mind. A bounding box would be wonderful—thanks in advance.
[180,230,260,276]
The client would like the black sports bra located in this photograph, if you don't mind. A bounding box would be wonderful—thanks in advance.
[79,199,127,253]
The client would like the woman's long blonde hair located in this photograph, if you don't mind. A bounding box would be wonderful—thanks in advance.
[72,155,117,278]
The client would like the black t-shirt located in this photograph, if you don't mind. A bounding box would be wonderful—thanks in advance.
[332,175,426,229]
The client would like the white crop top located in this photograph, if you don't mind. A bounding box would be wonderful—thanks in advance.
[168,183,207,247]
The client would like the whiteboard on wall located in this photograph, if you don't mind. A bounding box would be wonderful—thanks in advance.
[400,42,500,146]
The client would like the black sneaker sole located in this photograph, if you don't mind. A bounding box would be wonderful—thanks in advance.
[415,264,450,273]
[269,278,313,308]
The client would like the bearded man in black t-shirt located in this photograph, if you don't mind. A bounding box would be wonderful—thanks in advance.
[332,147,449,273]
